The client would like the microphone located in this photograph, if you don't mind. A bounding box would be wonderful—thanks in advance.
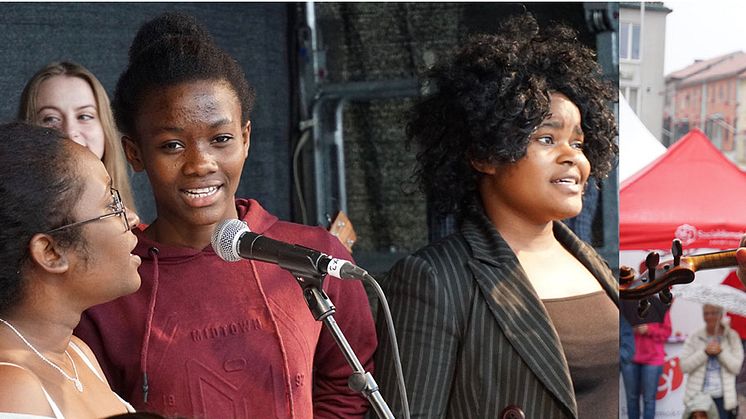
[211,219,368,280]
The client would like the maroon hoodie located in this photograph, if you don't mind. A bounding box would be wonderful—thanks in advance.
[75,199,377,418]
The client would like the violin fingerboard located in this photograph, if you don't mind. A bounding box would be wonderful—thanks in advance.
[688,250,737,271]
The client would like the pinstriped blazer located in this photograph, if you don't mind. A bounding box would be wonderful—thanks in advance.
[375,208,619,419]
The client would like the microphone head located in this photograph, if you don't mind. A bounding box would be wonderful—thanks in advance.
[211,219,250,262]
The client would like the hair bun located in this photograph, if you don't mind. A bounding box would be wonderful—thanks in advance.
[129,11,214,60]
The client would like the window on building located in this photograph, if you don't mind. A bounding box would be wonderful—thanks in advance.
[731,117,741,148]
[623,87,639,113]
[674,120,690,141]
[706,115,726,150]
[620,22,641,60]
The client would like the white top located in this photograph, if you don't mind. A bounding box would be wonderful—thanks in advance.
[0,341,134,419]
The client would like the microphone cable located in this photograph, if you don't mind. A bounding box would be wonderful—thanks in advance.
[363,272,410,419]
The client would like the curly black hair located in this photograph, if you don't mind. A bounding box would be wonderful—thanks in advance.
[113,11,256,137]
[0,123,84,314]
[409,14,617,216]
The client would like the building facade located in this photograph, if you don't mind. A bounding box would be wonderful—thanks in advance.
[619,2,671,141]
[665,52,746,159]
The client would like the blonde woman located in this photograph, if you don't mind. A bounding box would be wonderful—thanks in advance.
[18,61,136,210]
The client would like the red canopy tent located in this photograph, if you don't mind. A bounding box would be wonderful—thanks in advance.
[620,128,746,250]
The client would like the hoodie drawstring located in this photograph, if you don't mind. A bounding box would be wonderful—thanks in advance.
[140,246,160,404]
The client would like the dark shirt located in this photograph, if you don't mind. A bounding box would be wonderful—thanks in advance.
[544,290,619,418]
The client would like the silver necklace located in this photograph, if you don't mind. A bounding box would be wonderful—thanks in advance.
[0,318,83,392]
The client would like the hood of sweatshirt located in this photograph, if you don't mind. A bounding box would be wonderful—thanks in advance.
[132,198,277,262]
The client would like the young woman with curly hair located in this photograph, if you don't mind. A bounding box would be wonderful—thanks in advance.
[375,14,619,419]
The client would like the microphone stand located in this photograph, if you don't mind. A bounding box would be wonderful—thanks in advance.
[293,271,394,419]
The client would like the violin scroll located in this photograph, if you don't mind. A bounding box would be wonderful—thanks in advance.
[620,240,737,301]
[619,264,674,319]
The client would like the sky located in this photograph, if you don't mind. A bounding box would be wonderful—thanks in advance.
[664,1,746,75]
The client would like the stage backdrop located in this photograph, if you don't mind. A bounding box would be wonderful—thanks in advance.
[0,3,291,223]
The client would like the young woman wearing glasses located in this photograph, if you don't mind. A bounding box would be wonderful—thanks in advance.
[0,122,140,417]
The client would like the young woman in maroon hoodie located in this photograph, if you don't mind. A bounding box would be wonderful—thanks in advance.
[75,12,377,418]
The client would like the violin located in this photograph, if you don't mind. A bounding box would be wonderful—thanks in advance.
[619,239,737,318]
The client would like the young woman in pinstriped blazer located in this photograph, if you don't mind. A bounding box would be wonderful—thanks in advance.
[375,14,619,419]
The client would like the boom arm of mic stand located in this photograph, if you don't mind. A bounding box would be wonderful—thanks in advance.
[295,274,394,419]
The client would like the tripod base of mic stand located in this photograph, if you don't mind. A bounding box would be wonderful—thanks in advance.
[296,278,394,419]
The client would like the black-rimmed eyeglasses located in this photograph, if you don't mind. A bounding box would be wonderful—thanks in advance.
[47,188,130,233]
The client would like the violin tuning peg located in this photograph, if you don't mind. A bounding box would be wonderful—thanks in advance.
[659,288,673,305]
[637,298,652,319]
[619,266,635,285]
[671,239,682,266]
[645,252,660,282]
